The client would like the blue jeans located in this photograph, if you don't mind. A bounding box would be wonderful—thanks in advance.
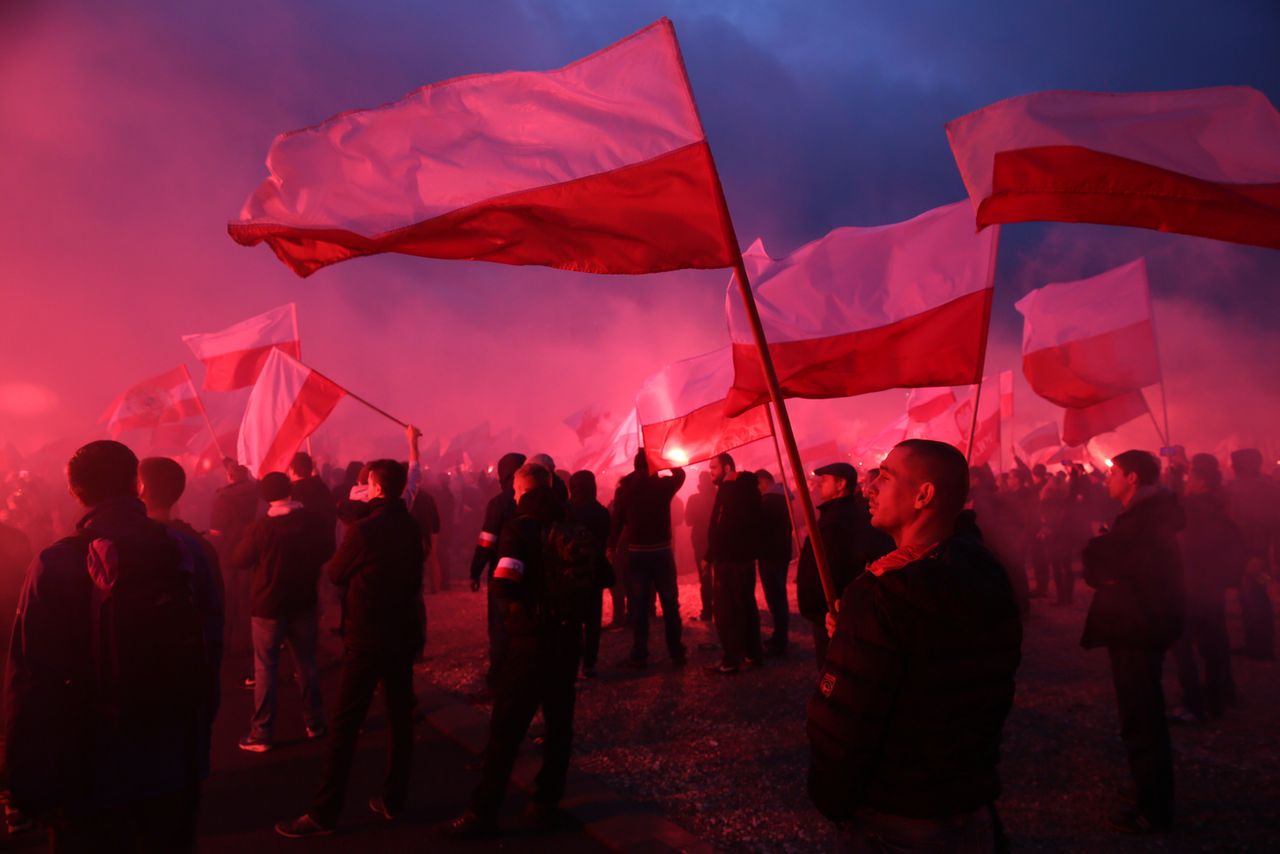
[626,548,684,663]
[250,611,324,740]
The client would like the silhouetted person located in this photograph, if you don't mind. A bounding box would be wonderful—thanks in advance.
[1225,448,1279,660]
[470,452,526,692]
[1082,450,1184,833]
[568,470,615,677]
[288,451,337,529]
[705,453,762,674]
[0,519,32,658]
[755,469,793,656]
[807,440,1021,851]
[685,470,716,621]
[210,459,260,655]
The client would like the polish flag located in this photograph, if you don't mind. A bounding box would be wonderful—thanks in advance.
[182,304,301,391]
[946,86,1280,249]
[102,366,203,438]
[906,387,958,423]
[1016,258,1160,409]
[724,202,997,416]
[636,348,772,471]
[563,406,609,445]
[229,19,734,277]
[951,377,1003,466]
[1062,389,1149,447]
[999,370,1014,420]
[576,408,641,475]
[1019,422,1061,455]
[238,349,346,478]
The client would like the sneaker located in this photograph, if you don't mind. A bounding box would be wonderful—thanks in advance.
[1108,808,1171,834]
[369,796,398,821]
[305,724,328,740]
[274,814,334,838]
[704,662,739,675]
[238,734,272,753]
[242,675,256,689]
[440,810,498,839]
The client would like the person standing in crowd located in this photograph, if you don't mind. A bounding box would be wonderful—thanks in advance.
[0,518,32,658]
[705,453,761,675]
[210,459,260,660]
[755,469,793,656]
[276,456,425,837]
[568,470,615,678]
[807,440,1022,852]
[970,465,1030,618]
[445,463,586,837]
[233,473,336,753]
[470,452,527,692]
[287,452,337,529]
[796,463,892,667]
[529,453,569,505]
[685,470,717,622]
[5,441,222,851]
[1081,450,1184,833]
[1171,454,1240,723]
[609,451,686,670]
[1225,448,1279,661]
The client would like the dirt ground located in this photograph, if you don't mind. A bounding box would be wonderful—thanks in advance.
[421,570,1280,853]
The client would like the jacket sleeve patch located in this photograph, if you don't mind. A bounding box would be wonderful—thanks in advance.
[477,531,497,548]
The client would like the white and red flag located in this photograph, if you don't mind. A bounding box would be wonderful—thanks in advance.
[1062,390,1150,447]
[229,19,734,277]
[238,349,346,478]
[1015,258,1161,409]
[575,408,641,475]
[182,304,301,391]
[1019,422,1061,455]
[906,387,958,423]
[636,348,772,472]
[102,366,203,438]
[563,406,609,445]
[946,86,1280,249]
[723,202,997,416]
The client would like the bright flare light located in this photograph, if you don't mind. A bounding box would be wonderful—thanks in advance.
[666,447,690,466]
[1104,458,1114,468]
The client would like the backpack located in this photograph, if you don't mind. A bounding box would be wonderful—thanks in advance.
[80,525,209,732]
[541,518,599,621]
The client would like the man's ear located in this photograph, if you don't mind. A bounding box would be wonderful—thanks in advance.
[914,481,936,510]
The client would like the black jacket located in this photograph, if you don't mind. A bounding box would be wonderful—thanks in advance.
[328,498,425,654]
[493,487,566,637]
[291,475,337,528]
[796,494,893,621]
[806,534,1022,821]
[706,473,761,564]
[569,498,616,590]
[608,468,686,550]
[1181,490,1245,597]
[759,491,793,564]
[1081,488,1185,650]
[233,506,336,619]
[470,488,517,583]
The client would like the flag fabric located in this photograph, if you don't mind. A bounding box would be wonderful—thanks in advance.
[999,370,1014,420]
[182,304,301,391]
[1015,258,1161,410]
[575,408,641,474]
[724,202,997,416]
[855,414,911,463]
[946,86,1280,249]
[636,348,771,471]
[1020,422,1062,455]
[1062,389,1149,447]
[229,19,734,278]
[563,406,609,445]
[906,387,958,423]
[238,349,346,478]
[951,378,1002,466]
[102,366,203,438]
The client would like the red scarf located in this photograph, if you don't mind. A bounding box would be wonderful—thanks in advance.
[866,541,939,577]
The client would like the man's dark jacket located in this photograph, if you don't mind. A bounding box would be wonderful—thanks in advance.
[569,498,616,591]
[494,486,568,637]
[470,489,517,584]
[329,497,425,654]
[291,474,337,528]
[233,506,336,619]
[759,490,793,564]
[608,468,686,550]
[1081,488,1185,650]
[705,473,762,564]
[796,494,893,622]
[806,533,1022,821]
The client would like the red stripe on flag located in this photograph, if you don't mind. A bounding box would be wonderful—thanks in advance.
[228,142,733,278]
[725,288,991,416]
[1062,390,1149,447]
[1022,319,1160,409]
[978,145,1280,249]
[255,372,346,477]
[640,400,771,472]
[201,341,302,391]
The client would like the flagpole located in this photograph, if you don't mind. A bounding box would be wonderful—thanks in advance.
[765,403,805,558]
[183,365,228,460]
[291,302,316,459]
[1142,279,1173,447]
[966,226,1000,464]
[308,368,409,429]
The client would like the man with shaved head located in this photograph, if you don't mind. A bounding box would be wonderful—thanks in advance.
[807,440,1022,851]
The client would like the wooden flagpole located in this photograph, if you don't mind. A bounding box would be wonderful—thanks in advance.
[308,367,409,429]
[966,227,1000,463]
[291,302,316,458]
[765,403,806,558]
[183,365,228,461]
[1142,277,1173,447]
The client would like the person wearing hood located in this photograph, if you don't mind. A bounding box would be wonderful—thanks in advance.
[1082,450,1185,834]
[567,470,615,677]
[806,440,1022,851]
[470,451,527,690]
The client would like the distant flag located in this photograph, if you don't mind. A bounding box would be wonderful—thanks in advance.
[182,304,301,391]
[229,19,735,277]
[149,422,204,455]
[1062,390,1150,447]
[238,349,346,478]
[577,408,641,475]
[906,387,958,423]
[1019,422,1061,455]
[724,202,997,416]
[563,406,609,445]
[855,414,911,463]
[999,370,1014,420]
[102,366,203,438]
[440,422,493,470]
[951,376,1002,466]
[636,348,771,471]
[946,86,1280,249]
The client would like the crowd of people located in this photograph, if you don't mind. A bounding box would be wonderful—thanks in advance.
[0,428,1277,851]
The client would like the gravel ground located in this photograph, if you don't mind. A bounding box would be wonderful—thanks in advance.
[421,571,1280,853]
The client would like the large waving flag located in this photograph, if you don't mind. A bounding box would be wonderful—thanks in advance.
[946,86,1280,249]
[102,366,203,438]
[637,348,771,471]
[238,349,346,478]
[1062,390,1150,447]
[182,304,301,391]
[724,202,997,416]
[574,408,641,475]
[229,19,734,277]
[1015,258,1161,409]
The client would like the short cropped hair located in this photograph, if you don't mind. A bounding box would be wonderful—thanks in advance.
[67,440,139,506]
[514,462,552,493]
[756,469,775,485]
[895,439,969,516]
[1113,450,1160,487]
[1190,453,1222,491]
[367,459,408,498]
[139,456,187,509]
[261,471,292,503]
[289,452,314,477]
[716,452,736,471]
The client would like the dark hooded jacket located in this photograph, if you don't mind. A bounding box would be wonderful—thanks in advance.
[705,472,762,564]
[806,533,1022,821]
[796,494,893,621]
[492,486,567,637]
[469,452,525,584]
[1081,488,1185,650]
[608,467,686,550]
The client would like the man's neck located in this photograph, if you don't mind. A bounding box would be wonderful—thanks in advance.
[146,506,173,522]
[892,514,952,551]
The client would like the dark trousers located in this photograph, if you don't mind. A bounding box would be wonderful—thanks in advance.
[310,649,416,826]
[1107,647,1174,828]
[1238,570,1275,659]
[485,581,511,689]
[695,552,713,617]
[472,626,582,816]
[1049,546,1075,605]
[49,785,200,854]
[1174,592,1235,719]
[582,588,603,670]
[713,560,762,668]
[757,557,790,649]
[625,548,684,663]
[1029,538,1050,596]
